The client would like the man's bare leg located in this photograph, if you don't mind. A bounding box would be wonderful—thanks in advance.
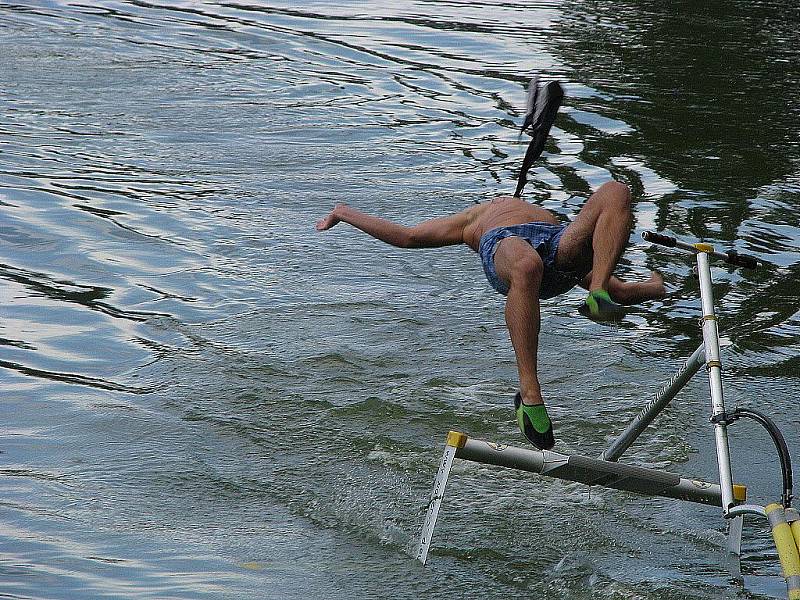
[494,237,544,405]
[608,273,665,304]
[556,181,632,292]
[493,237,555,449]
[588,184,631,293]
[554,181,661,319]
[584,273,666,305]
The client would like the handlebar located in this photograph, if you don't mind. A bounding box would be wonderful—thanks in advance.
[642,231,760,270]
[641,231,676,247]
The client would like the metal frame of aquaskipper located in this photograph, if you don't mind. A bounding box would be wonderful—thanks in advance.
[416,231,800,599]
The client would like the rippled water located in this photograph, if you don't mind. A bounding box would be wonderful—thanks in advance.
[1,1,798,598]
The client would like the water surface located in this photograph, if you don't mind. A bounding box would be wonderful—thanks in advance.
[1,1,799,598]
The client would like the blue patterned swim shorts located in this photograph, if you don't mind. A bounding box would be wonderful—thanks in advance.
[478,221,582,299]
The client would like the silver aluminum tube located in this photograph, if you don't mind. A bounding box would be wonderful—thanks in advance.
[696,251,736,513]
[455,438,726,506]
[601,344,705,462]
[728,504,767,519]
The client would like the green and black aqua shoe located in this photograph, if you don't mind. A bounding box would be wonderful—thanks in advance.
[514,392,555,450]
[578,289,626,322]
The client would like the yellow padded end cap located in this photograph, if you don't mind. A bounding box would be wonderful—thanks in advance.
[446,430,468,448]
[733,484,747,502]
[693,242,715,253]
[766,502,783,514]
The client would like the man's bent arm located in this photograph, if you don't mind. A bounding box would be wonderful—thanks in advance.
[316,204,469,248]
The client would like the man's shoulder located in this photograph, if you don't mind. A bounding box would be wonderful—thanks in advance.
[459,202,495,249]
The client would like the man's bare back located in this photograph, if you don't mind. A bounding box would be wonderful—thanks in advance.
[461,196,560,252]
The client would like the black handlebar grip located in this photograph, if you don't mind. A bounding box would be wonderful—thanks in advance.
[642,231,677,247]
[725,250,759,270]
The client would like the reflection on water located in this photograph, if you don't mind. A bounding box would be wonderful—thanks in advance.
[554,0,800,372]
[1,1,798,598]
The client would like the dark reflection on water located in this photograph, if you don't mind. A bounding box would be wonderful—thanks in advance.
[0,1,798,599]
[556,1,799,197]
[554,0,800,370]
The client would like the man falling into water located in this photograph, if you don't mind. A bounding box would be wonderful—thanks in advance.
[316,79,665,450]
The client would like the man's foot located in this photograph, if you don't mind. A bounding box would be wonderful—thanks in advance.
[514,392,555,450]
[643,271,667,299]
[578,289,626,322]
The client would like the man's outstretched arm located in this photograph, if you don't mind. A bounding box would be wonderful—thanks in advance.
[316,203,471,248]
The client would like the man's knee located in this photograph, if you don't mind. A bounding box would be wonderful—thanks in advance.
[599,181,631,212]
[508,252,544,289]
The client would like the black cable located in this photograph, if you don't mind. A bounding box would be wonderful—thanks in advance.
[729,408,794,508]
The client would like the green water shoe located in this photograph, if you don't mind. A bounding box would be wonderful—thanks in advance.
[578,289,626,322]
[514,392,555,450]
